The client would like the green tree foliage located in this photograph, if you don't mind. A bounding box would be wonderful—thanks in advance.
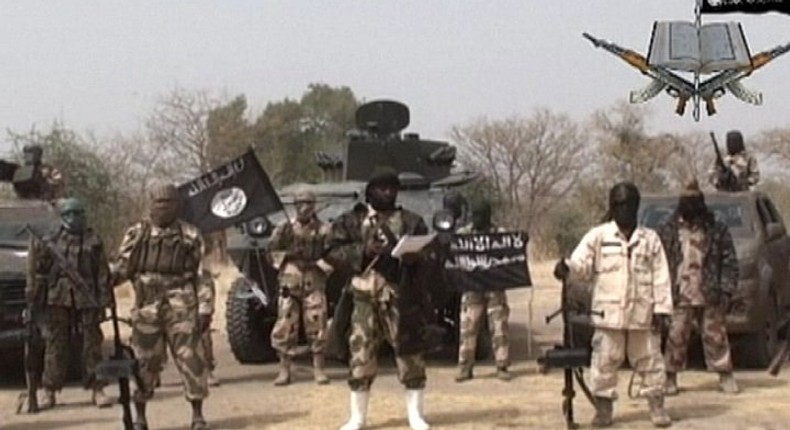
[252,83,359,186]
[7,124,124,245]
[206,95,254,166]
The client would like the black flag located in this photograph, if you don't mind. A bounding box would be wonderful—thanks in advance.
[701,0,790,15]
[177,149,283,233]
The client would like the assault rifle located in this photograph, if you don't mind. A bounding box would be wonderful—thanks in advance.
[16,291,44,414]
[538,275,601,430]
[710,132,740,192]
[582,32,696,116]
[96,281,139,430]
[698,41,790,115]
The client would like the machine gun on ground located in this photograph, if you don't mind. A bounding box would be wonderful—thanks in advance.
[16,293,44,414]
[710,132,740,192]
[538,277,601,430]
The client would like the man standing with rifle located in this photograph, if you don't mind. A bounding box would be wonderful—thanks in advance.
[554,182,673,428]
[112,182,212,430]
[708,130,760,192]
[25,197,114,410]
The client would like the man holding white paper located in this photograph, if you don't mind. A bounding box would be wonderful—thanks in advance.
[326,167,434,430]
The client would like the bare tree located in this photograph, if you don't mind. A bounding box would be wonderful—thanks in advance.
[755,127,790,166]
[145,87,222,182]
[451,108,587,231]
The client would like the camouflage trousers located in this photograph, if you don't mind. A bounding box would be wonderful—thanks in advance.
[665,305,733,373]
[458,290,510,367]
[348,291,426,391]
[590,328,666,399]
[130,296,208,402]
[270,287,328,356]
[42,306,105,391]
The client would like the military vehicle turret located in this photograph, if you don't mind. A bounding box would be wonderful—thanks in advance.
[225,100,478,363]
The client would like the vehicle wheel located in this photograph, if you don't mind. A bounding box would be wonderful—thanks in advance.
[226,277,277,364]
[736,289,779,369]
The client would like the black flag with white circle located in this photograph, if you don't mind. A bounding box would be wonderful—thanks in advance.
[701,0,790,14]
[177,149,283,233]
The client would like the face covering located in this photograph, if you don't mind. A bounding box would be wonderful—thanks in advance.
[609,182,640,235]
[677,195,707,224]
[58,198,86,234]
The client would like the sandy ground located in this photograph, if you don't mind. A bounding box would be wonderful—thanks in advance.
[1,261,790,430]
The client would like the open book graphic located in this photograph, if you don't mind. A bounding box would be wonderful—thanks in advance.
[647,21,752,74]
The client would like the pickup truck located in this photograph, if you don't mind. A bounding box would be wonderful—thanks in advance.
[568,190,790,368]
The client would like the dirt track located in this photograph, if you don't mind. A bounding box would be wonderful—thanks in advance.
[1,261,789,430]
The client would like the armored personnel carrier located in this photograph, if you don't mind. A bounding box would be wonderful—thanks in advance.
[225,100,478,363]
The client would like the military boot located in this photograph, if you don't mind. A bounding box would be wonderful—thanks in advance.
[39,389,56,410]
[273,355,291,386]
[92,386,114,408]
[647,394,672,428]
[454,363,473,383]
[591,396,613,428]
[496,366,512,381]
[207,370,221,387]
[313,353,330,385]
[664,372,679,396]
[719,372,740,394]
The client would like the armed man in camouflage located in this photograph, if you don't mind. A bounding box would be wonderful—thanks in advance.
[707,130,760,191]
[13,145,65,201]
[656,180,740,395]
[554,182,673,428]
[327,167,433,430]
[269,190,333,386]
[112,183,212,430]
[455,199,512,382]
[26,197,113,409]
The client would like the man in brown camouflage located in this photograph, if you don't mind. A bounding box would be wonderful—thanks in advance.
[26,197,113,409]
[455,199,512,382]
[112,183,212,430]
[200,268,220,387]
[656,180,740,395]
[268,190,333,386]
[327,167,433,430]
[707,130,760,191]
[555,182,673,428]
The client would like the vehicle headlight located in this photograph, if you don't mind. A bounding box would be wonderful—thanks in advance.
[432,209,456,232]
[246,217,272,238]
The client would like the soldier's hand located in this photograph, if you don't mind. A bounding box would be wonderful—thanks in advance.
[197,314,212,333]
[365,240,387,258]
[553,259,570,281]
[651,314,671,333]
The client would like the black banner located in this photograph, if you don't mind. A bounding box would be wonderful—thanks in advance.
[701,0,790,14]
[177,149,283,233]
[444,232,532,292]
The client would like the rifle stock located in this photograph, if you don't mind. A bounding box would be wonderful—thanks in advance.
[768,322,790,377]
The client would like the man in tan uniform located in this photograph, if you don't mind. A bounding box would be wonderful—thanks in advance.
[555,182,672,428]
[455,199,511,382]
[112,183,212,430]
[269,190,333,386]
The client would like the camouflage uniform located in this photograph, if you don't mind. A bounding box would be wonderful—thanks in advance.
[268,212,333,385]
[113,219,212,404]
[199,268,218,385]
[707,151,760,191]
[26,226,111,407]
[455,224,511,378]
[656,207,739,394]
[566,221,673,400]
[328,198,434,430]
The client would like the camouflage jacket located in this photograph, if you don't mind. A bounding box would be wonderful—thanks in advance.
[268,215,332,271]
[326,204,434,355]
[567,222,673,330]
[26,227,110,310]
[112,219,214,315]
[707,151,760,191]
[656,214,739,306]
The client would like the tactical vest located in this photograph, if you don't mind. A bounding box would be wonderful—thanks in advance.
[135,223,200,275]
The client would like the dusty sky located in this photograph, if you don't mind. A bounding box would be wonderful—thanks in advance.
[1,1,789,152]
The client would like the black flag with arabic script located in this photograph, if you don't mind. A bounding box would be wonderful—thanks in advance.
[177,149,283,233]
[444,231,532,292]
[701,0,790,15]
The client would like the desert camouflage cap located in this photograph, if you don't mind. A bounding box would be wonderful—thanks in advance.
[149,182,179,201]
[294,190,316,204]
